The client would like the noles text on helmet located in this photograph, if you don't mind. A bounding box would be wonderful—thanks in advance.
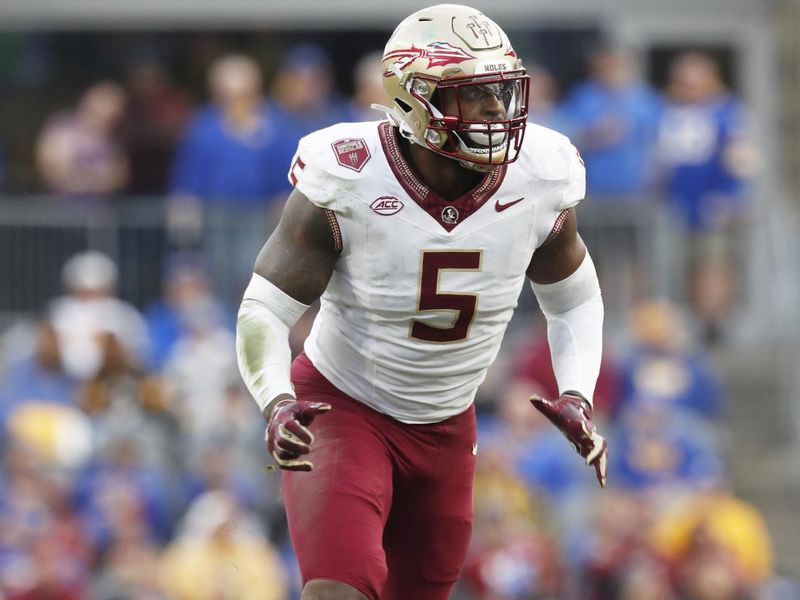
[374,4,530,172]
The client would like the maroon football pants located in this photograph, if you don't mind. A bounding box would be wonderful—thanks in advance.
[282,353,477,600]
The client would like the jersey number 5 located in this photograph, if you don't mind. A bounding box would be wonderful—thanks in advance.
[410,250,482,343]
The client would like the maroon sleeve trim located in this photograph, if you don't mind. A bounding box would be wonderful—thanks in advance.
[324,209,343,255]
[543,208,573,245]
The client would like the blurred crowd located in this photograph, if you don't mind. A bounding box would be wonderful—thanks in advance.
[0,37,785,600]
[0,41,757,338]
[0,247,788,600]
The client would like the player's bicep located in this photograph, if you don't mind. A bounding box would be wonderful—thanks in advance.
[253,189,339,304]
[527,208,586,284]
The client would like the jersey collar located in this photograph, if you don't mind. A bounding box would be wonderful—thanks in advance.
[378,122,507,232]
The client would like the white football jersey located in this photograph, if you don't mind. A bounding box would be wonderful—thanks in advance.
[288,121,585,424]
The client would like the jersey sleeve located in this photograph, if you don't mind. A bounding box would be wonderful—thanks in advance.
[533,133,586,247]
[287,135,341,211]
[559,140,586,211]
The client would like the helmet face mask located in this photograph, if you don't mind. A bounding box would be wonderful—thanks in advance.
[378,5,530,171]
[420,71,529,167]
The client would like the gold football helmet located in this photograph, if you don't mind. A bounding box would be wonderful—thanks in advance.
[375,4,530,171]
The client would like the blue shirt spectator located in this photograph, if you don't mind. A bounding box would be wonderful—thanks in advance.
[1,354,76,410]
[657,53,751,230]
[476,376,592,506]
[73,445,175,551]
[144,254,233,369]
[616,300,726,421]
[169,54,293,206]
[610,405,725,491]
[610,301,727,491]
[268,44,350,142]
[617,347,724,422]
[170,103,292,205]
[0,321,77,429]
[560,48,661,197]
[168,55,296,305]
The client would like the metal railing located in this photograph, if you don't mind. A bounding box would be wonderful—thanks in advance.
[0,196,278,314]
[0,194,704,334]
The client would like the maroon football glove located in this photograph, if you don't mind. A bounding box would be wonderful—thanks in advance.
[530,393,608,487]
[266,399,331,471]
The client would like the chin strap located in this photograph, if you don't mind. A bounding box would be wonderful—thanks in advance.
[369,102,396,120]
[457,158,494,173]
[370,103,417,137]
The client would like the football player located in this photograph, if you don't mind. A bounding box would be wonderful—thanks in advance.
[237,5,607,600]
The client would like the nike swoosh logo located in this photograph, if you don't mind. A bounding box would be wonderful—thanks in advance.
[495,197,524,212]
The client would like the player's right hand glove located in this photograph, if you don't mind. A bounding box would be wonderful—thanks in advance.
[266,398,331,471]
[530,393,608,488]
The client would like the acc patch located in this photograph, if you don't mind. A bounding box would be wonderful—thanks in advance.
[332,138,371,172]
[370,196,404,215]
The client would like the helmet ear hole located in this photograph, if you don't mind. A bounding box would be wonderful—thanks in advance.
[396,99,413,113]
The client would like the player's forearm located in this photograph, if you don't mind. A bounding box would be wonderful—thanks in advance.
[236,273,309,416]
[531,253,603,404]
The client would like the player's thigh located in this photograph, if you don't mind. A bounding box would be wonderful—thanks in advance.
[382,425,477,599]
[282,437,391,598]
[283,381,394,599]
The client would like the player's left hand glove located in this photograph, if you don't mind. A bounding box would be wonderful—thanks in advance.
[530,393,608,488]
